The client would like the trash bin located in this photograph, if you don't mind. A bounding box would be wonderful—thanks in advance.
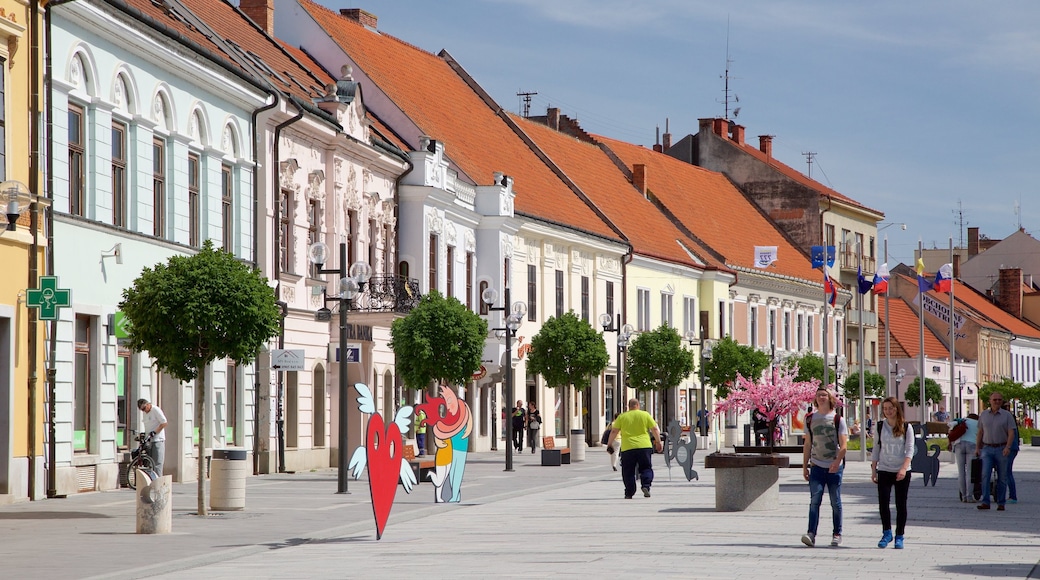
[569,429,586,462]
[210,448,247,511]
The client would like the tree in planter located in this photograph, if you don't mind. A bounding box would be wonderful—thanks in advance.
[715,366,820,452]
[119,241,281,516]
[701,336,770,400]
[904,377,944,409]
[625,324,695,425]
[389,291,488,390]
[526,311,609,395]
[840,370,887,402]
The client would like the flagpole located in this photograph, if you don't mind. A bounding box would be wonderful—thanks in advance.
[948,237,956,419]
[918,239,927,424]
[857,244,866,461]
[884,237,891,399]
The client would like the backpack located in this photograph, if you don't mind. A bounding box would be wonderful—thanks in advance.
[806,410,846,467]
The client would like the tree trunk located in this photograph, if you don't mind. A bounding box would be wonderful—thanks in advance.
[767,418,777,454]
[196,367,207,516]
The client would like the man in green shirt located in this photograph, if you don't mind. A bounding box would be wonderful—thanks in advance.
[605,399,663,498]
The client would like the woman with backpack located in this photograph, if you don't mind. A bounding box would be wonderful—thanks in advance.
[801,387,848,548]
[870,396,916,549]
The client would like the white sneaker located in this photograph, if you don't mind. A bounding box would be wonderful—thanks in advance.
[801,533,815,547]
[831,534,842,547]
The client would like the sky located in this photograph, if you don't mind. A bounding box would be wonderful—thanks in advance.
[313,0,1040,266]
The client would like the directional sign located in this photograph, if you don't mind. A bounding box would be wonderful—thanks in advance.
[26,276,72,321]
[271,349,306,372]
[113,311,132,339]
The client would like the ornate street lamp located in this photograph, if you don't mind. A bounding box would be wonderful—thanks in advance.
[600,313,633,419]
[483,287,526,471]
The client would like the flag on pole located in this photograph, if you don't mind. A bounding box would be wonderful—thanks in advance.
[811,245,836,269]
[872,263,890,295]
[824,270,837,307]
[857,265,873,294]
[754,246,778,268]
[934,263,953,293]
[916,258,933,293]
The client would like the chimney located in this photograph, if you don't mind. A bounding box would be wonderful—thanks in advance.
[632,164,647,197]
[967,227,979,257]
[953,253,961,278]
[653,125,662,152]
[758,135,773,158]
[730,124,745,145]
[998,268,1023,318]
[712,118,726,137]
[662,118,672,150]
[240,0,274,35]
[340,8,378,30]
[547,107,560,131]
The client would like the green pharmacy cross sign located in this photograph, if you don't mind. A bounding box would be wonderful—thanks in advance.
[27,276,72,321]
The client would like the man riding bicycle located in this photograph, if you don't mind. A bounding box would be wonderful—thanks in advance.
[138,399,167,482]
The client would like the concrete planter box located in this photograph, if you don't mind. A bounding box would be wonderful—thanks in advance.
[705,453,789,512]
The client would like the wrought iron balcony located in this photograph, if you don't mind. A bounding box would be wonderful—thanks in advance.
[352,275,422,314]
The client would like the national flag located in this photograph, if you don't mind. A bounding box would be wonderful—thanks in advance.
[810,245,836,269]
[754,246,778,268]
[857,265,873,294]
[916,257,933,293]
[872,263,889,295]
[934,263,953,293]
[824,271,837,307]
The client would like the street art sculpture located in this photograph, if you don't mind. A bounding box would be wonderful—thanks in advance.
[416,383,472,503]
[663,420,698,482]
[348,383,416,539]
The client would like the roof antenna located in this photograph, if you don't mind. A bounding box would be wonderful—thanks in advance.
[717,18,739,120]
[953,199,969,247]
[517,90,537,118]
[802,151,816,178]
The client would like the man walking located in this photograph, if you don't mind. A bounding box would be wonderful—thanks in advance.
[975,392,1016,511]
[605,399,663,499]
[511,400,527,453]
[137,398,167,482]
[801,388,848,547]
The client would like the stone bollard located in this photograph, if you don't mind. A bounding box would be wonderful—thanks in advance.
[136,471,172,534]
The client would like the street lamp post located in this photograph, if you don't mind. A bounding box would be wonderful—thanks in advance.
[309,241,371,494]
[600,314,633,420]
[483,287,526,472]
[683,331,714,438]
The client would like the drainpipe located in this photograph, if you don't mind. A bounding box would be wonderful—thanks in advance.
[27,0,41,502]
[272,101,304,473]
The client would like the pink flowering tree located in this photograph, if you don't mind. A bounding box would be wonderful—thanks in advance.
[714,366,821,452]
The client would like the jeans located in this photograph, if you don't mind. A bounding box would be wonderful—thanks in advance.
[527,428,539,453]
[979,445,1008,505]
[1007,448,1018,500]
[620,447,654,498]
[807,464,843,536]
[416,433,426,456]
[512,425,525,451]
[954,442,976,500]
[877,470,911,536]
[148,440,165,482]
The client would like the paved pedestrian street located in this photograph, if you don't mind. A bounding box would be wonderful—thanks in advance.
[2,446,1037,579]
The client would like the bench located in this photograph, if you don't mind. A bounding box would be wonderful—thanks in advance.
[732,445,804,468]
[541,436,570,466]
[401,445,435,483]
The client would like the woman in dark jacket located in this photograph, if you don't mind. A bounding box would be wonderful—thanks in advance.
[526,402,542,453]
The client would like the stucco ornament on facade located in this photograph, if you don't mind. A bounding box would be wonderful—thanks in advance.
[445,222,457,246]
[464,231,476,253]
[152,94,165,126]
[279,158,301,191]
[597,254,620,275]
[427,210,443,235]
[308,170,325,202]
[114,76,126,109]
[572,249,591,274]
[70,54,82,88]
[222,125,234,155]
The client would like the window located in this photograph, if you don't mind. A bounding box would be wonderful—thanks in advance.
[718,300,727,337]
[466,252,474,310]
[783,311,791,350]
[227,362,238,444]
[580,276,589,323]
[74,315,94,452]
[347,210,358,264]
[446,246,455,299]
[279,188,293,272]
[69,104,85,216]
[503,257,510,295]
[306,199,320,277]
[478,280,489,315]
[637,288,650,331]
[768,309,777,350]
[428,234,438,293]
[527,264,537,321]
[661,292,673,327]
[606,281,615,320]
[683,297,697,335]
[286,372,298,448]
[797,313,805,351]
[188,153,200,247]
[383,223,393,274]
[152,138,166,237]
[312,366,325,446]
[749,305,758,348]
[222,165,234,251]
[368,218,377,269]
[825,224,835,247]
[555,270,564,318]
[112,123,127,227]
[807,315,814,350]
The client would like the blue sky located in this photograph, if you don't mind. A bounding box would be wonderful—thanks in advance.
[315,1,1040,266]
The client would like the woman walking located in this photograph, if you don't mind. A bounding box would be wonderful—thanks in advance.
[526,402,542,454]
[952,413,979,502]
[871,397,915,549]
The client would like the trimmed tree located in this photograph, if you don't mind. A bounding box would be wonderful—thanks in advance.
[625,324,695,424]
[702,336,770,400]
[389,290,488,389]
[904,377,944,407]
[526,311,609,390]
[715,366,820,451]
[119,241,280,516]
[841,370,887,402]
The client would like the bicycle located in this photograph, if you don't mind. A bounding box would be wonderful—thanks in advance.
[127,432,155,490]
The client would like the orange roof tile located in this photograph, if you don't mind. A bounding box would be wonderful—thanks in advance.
[298,0,621,242]
[878,298,950,358]
[513,116,724,271]
[948,279,1040,338]
[596,135,821,283]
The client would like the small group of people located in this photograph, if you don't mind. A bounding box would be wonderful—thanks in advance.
[950,392,1019,509]
[801,388,915,550]
[510,400,542,454]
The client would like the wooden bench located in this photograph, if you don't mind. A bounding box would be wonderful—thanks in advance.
[732,445,805,468]
[401,445,435,483]
[541,436,570,466]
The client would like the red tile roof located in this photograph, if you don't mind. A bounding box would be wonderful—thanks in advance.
[878,298,950,358]
[513,116,725,271]
[297,0,621,241]
[596,135,821,283]
[947,279,1040,338]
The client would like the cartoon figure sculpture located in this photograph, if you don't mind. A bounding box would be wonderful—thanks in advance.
[415,383,472,503]
[663,420,699,482]
[347,383,416,539]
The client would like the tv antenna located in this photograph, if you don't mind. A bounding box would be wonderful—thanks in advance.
[517,90,537,118]
[802,151,816,178]
[953,199,968,247]
[717,19,740,120]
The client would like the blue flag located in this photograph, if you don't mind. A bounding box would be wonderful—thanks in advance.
[857,266,873,294]
[811,246,836,269]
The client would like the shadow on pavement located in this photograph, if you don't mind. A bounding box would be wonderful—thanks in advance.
[937,563,1038,577]
[0,511,111,519]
